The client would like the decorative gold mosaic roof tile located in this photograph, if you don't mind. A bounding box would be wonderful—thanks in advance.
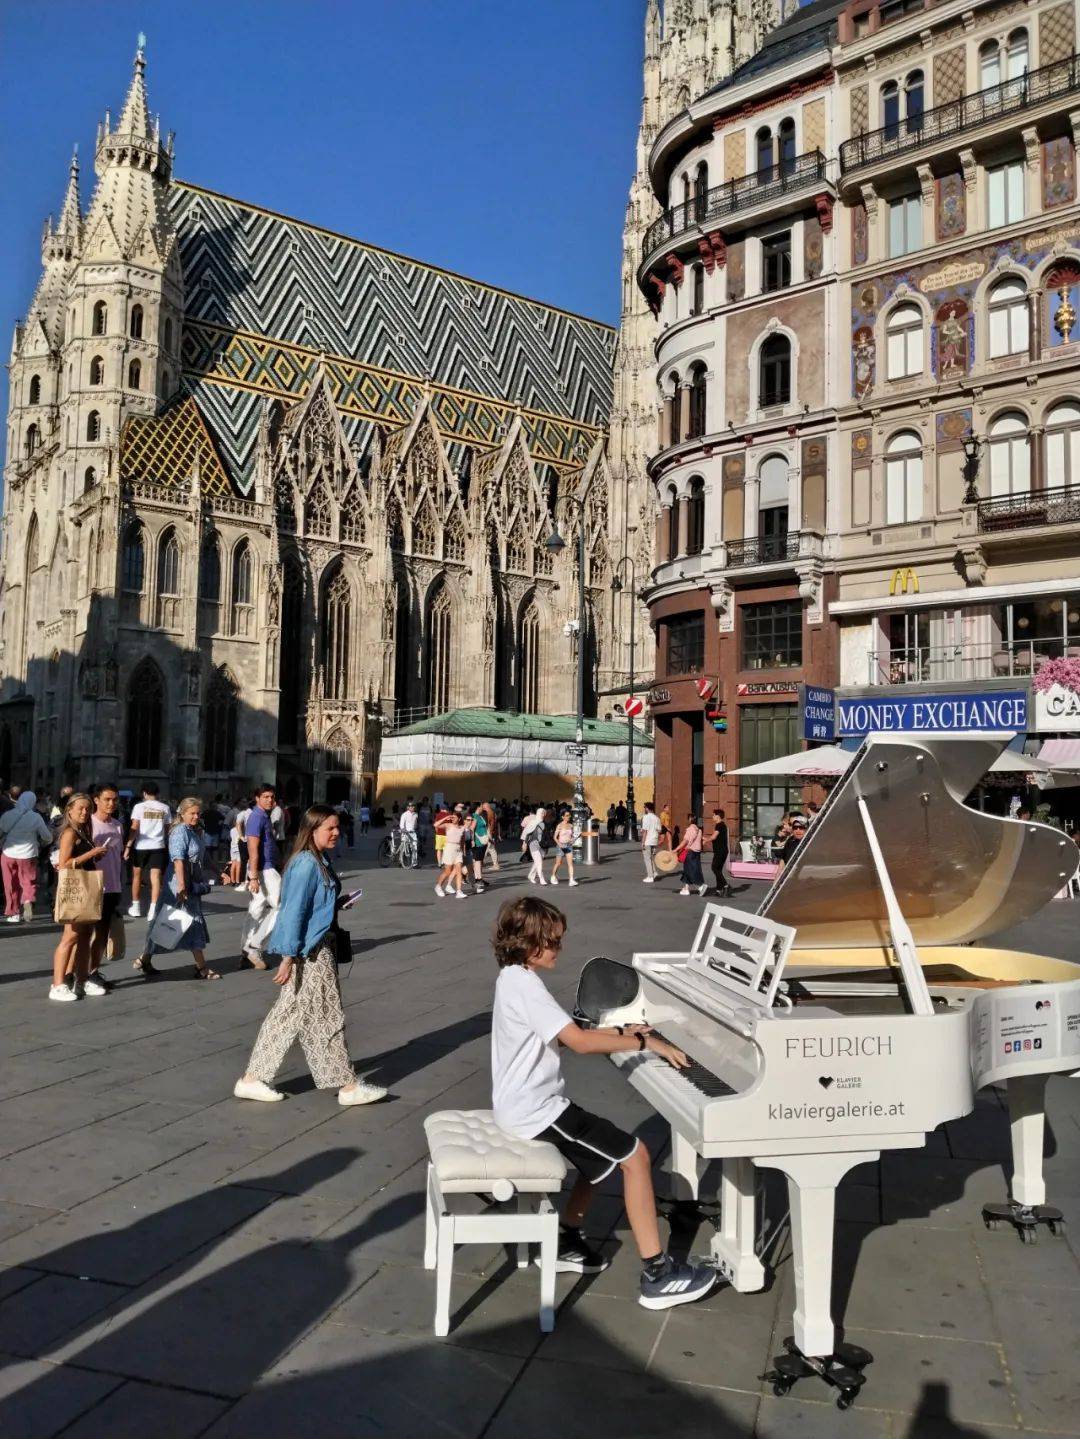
[120,396,233,497]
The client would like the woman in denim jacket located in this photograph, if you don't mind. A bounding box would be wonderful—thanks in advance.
[234,804,387,1106]
[135,797,223,980]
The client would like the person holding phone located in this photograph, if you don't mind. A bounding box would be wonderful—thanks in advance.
[234,804,387,1106]
[86,784,125,989]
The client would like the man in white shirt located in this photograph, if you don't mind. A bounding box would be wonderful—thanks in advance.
[124,782,172,920]
[398,799,419,867]
[640,801,662,883]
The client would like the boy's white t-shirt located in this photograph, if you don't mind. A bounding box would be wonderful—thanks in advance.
[641,812,662,846]
[492,965,573,1139]
[131,800,171,850]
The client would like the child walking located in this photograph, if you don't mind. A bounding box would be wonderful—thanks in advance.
[548,810,578,886]
[490,896,717,1309]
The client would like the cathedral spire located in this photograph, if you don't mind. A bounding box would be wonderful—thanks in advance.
[645,0,660,59]
[57,147,82,243]
[116,35,152,139]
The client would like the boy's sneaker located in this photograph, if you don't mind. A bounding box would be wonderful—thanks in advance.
[542,1225,609,1274]
[48,982,79,1003]
[82,975,109,997]
[434,885,445,897]
[127,902,141,918]
[638,1255,717,1310]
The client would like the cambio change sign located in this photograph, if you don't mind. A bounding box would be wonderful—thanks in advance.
[839,690,1028,736]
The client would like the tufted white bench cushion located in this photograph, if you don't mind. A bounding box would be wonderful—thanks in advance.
[424,1109,567,1194]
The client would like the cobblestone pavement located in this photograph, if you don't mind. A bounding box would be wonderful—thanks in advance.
[0,838,1078,1437]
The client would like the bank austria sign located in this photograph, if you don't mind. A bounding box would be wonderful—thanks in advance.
[840,690,1028,736]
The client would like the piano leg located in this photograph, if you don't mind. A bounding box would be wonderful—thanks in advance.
[669,1128,701,1203]
[982,1072,1066,1242]
[714,1158,766,1293]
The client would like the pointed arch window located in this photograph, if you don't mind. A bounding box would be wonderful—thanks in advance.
[125,659,164,770]
[759,335,791,407]
[129,304,144,339]
[519,594,542,714]
[128,359,141,390]
[199,534,222,632]
[203,668,239,772]
[341,492,366,545]
[279,559,306,743]
[426,581,453,714]
[304,484,333,539]
[413,505,437,557]
[121,523,145,592]
[28,375,41,405]
[321,564,352,699]
[164,317,173,351]
[388,497,405,551]
[686,476,706,557]
[24,424,39,457]
[445,510,466,561]
[89,356,105,386]
[507,520,529,572]
[231,541,255,636]
[156,528,181,628]
[92,301,107,336]
[86,410,101,442]
[83,466,96,492]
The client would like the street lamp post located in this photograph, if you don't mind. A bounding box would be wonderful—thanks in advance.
[613,556,638,841]
[962,434,982,506]
[546,497,589,838]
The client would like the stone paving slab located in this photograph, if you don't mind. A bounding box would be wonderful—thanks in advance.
[0,838,1078,1437]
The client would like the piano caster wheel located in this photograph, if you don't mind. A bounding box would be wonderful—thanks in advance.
[1019,1225,1037,1245]
[764,1342,871,1409]
[837,1390,858,1412]
[1049,1218,1066,1237]
[983,1200,1065,1242]
[835,1341,873,1371]
[771,1380,793,1398]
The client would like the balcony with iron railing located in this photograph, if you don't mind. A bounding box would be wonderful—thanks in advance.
[977,483,1080,534]
[640,150,828,277]
[723,530,822,571]
[867,636,1080,686]
[840,53,1080,175]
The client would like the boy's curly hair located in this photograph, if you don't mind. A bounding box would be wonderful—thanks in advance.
[493,896,566,968]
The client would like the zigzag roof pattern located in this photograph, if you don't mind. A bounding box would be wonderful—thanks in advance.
[169,184,615,491]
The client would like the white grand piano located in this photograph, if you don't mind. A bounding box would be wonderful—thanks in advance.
[575,734,1080,1408]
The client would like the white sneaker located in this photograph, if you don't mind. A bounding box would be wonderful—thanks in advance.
[339,1080,388,1106]
[5,915,19,924]
[528,873,537,884]
[233,1078,285,1102]
[550,875,559,885]
[679,886,690,896]
[434,885,445,897]
[568,878,579,886]
[642,877,655,883]
[538,877,548,886]
[146,903,158,922]
[455,890,466,899]
[234,882,248,891]
[82,976,108,997]
[698,884,708,896]
[48,983,79,1003]
[127,902,141,918]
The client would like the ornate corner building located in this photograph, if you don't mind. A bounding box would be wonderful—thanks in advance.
[0,45,622,804]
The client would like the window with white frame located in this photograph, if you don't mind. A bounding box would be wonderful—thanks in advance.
[886,304,923,379]
[979,39,1002,89]
[1045,400,1080,489]
[987,411,1030,496]
[987,160,1025,227]
[1006,29,1029,80]
[889,194,921,257]
[988,277,1028,357]
[884,430,923,523]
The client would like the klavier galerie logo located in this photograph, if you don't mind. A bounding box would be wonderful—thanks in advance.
[818,1076,834,1089]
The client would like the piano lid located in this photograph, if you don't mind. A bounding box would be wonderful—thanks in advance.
[758,734,1075,949]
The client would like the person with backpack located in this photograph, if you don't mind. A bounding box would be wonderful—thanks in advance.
[521,806,547,886]
[1,790,52,923]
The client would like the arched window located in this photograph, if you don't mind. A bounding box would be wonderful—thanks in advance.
[1045,400,1080,489]
[89,356,105,386]
[759,334,791,407]
[691,263,705,316]
[231,541,255,636]
[126,660,164,770]
[905,71,924,133]
[341,492,366,545]
[321,564,352,699]
[778,117,796,174]
[988,277,1028,357]
[686,476,705,556]
[758,454,790,553]
[688,363,708,439]
[1007,28,1029,81]
[121,524,145,592]
[881,80,900,137]
[669,371,682,445]
[83,466,96,492]
[413,504,437,557]
[129,304,143,340]
[884,431,923,523]
[203,668,239,772]
[988,411,1030,496]
[92,300,107,336]
[28,375,41,405]
[693,160,709,220]
[426,581,453,713]
[164,318,173,351]
[980,39,1002,89]
[24,424,39,457]
[304,484,333,539]
[756,126,773,180]
[158,529,180,596]
[886,303,923,379]
[666,486,679,560]
[519,595,542,714]
[127,359,141,390]
[86,410,101,442]
[445,510,466,561]
[199,534,221,631]
[278,560,305,743]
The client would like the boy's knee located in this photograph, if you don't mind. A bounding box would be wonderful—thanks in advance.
[623,1138,650,1171]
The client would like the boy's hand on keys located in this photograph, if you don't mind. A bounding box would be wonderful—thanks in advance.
[646,1035,690,1069]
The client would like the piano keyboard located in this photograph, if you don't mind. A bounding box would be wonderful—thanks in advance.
[650,1032,736,1098]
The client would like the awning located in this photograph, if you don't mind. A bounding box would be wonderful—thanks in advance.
[1038,738,1080,770]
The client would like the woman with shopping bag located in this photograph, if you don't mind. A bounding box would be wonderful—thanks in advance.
[50,793,109,1002]
[133,798,225,980]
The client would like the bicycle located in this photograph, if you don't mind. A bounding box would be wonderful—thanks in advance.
[377,827,424,869]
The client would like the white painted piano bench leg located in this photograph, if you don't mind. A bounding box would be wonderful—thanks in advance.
[423,1164,559,1338]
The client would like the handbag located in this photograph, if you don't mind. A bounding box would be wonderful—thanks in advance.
[53,867,104,925]
[676,846,688,863]
[148,902,196,951]
[332,924,353,967]
[105,912,126,961]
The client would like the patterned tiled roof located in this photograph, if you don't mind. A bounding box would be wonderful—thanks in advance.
[169,184,615,491]
[120,395,232,496]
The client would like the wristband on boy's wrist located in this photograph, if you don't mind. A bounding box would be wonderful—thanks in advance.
[615,1024,624,1036]
[637,1032,647,1051]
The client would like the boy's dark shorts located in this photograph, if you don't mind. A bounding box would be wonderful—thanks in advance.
[537,1101,638,1185]
[134,848,167,872]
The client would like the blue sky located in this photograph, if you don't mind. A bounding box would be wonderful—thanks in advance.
[0,0,646,338]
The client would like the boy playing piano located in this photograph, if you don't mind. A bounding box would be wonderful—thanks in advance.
[490,895,717,1310]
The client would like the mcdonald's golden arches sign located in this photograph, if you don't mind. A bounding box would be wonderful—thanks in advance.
[889,568,920,596]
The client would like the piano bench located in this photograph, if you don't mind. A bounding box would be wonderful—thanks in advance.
[423,1109,568,1338]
